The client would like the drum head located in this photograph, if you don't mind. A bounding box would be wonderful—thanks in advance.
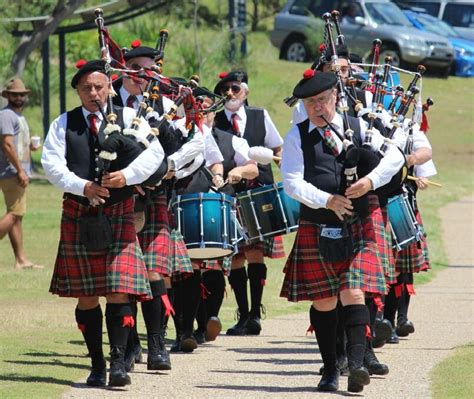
[188,248,233,260]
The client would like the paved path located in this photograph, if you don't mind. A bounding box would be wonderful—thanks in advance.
[63,196,474,398]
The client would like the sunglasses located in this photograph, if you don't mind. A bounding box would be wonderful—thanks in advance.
[221,84,241,95]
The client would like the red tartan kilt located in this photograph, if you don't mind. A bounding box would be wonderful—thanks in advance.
[281,211,386,302]
[378,206,397,285]
[394,208,430,273]
[236,236,285,259]
[50,197,151,299]
[137,194,171,276]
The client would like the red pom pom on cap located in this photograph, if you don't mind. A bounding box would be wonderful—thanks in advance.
[218,71,228,79]
[303,69,315,79]
[111,73,119,82]
[319,43,326,53]
[131,39,141,48]
[75,59,87,69]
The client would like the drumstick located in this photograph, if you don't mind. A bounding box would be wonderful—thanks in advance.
[406,175,442,188]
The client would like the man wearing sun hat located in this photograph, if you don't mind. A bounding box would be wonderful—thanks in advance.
[0,78,43,269]
[213,70,284,337]
[280,70,404,393]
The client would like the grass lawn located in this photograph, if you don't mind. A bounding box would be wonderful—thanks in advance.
[0,31,473,398]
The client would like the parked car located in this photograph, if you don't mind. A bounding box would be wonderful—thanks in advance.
[394,0,474,41]
[270,0,455,75]
[403,9,474,76]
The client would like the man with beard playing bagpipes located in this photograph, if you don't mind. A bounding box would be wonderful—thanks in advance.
[213,70,284,336]
[41,55,166,387]
[280,65,405,393]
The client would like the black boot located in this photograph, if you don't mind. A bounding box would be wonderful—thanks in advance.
[75,306,106,387]
[310,306,340,392]
[396,273,416,337]
[364,338,389,375]
[202,270,225,341]
[124,301,142,372]
[226,268,249,336]
[194,285,207,344]
[105,303,133,387]
[142,280,171,370]
[247,263,267,335]
[344,304,371,393]
[180,270,201,352]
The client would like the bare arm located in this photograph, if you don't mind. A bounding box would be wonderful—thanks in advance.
[0,135,28,187]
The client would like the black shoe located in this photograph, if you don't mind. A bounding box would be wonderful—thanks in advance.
[374,318,393,342]
[245,316,262,335]
[226,317,248,336]
[317,369,340,392]
[108,347,131,387]
[319,355,349,376]
[347,366,370,393]
[193,329,206,344]
[170,336,181,353]
[124,344,142,372]
[147,333,171,371]
[180,333,198,353]
[372,337,386,349]
[387,329,400,344]
[396,320,415,337]
[205,317,222,342]
[364,347,389,376]
[86,365,107,387]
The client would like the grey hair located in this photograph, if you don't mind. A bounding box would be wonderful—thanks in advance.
[240,82,248,91]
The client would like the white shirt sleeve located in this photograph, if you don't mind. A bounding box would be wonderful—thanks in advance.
[41,114,90,196]
[203,127,224,167]
[168,127,205,170]
[263,109,284,149]
[414,160,437,177]
[281,127,331,209]
[360,118,405,190]
[232,135,252,166]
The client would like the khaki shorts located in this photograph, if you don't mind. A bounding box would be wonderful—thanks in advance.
[0,176,26,216]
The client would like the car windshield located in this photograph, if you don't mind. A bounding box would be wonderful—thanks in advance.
[415,13,461,38]
[365,2,412,26]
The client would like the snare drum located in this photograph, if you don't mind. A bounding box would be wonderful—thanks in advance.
[387,193,420,251]
[237,182,300,244]
[172,192,239,260]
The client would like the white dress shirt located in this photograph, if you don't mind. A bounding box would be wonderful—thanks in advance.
[203,126,224,167]
[224,105,283,149]
[119,86,175,114]
[281,113,404,210]
[42,106,164,196]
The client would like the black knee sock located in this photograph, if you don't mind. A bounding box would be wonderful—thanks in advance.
[335,301,346,358]
[181,270,202,335]
[397,273,413,324]
[196,298,207,332]
[384,274,404,326]
[171,281,183,338]
[141,280,167,335]
[125,301,140,351]
[228,267,249,319]
[105,303,133,349]
[75,305,105,368]
[365,297,377,332]
[310,306,338,373]
[343,304,370,370]
[248,263,267,318]
[203,269,226,318]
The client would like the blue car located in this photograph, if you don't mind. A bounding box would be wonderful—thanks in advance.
[355,71,402,109]
[403,10,474,77]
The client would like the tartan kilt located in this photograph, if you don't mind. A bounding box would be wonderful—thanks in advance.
[280,212,386,302]
[200,256,232,275]
[50,197,151,300]
[395,208,430,273]
[137,193,171,276]
[236,235,286,259]
[378,206,397,285]
[169,228,194,278]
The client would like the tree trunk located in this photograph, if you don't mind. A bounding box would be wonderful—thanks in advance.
[251,0,259,32]
[10,0,86,77]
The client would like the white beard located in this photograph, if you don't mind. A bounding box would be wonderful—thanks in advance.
[225,98,243,111]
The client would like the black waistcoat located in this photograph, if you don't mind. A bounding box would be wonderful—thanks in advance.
[214,106,274,186]
[64,106,134,205]
[112,79,165,115]
[211,127,237,196]
[298,116,362,224]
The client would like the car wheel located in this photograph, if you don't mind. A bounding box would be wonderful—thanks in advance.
[379,46,401,68]
[283,38,308,62]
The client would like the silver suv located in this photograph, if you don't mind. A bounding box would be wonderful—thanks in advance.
[270,0,454,74]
